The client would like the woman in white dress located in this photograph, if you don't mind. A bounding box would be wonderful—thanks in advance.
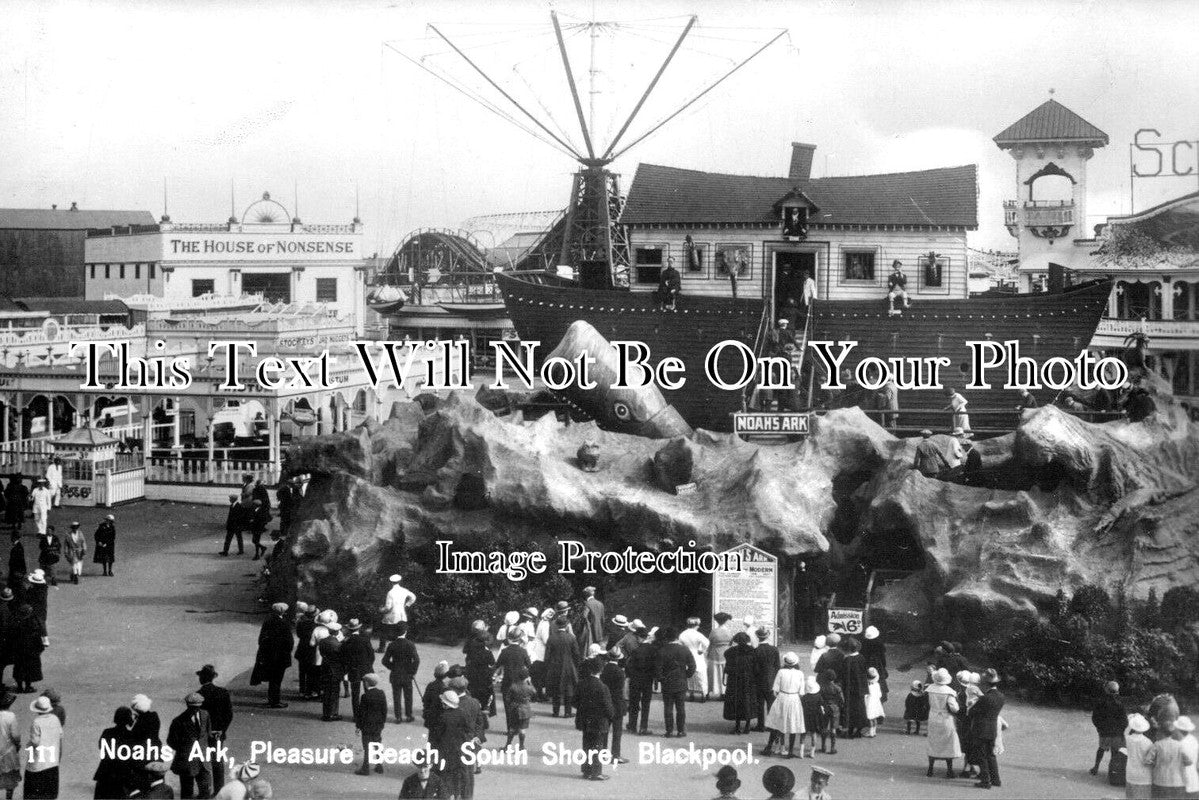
[707,612,734,700]
[678,618,710,701]
[763,652,806,758]
[528,609,553,701]
[925,667,962,779]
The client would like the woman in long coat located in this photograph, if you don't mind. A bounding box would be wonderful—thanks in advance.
[93,517,116,576]
[925,668,962,778]
[3,477,26,536]
[11,604,46,692]
[722,631,758,734]
[840,637,870,737]
[0,691,20,799]
[463,628,496,713]
[94,706,137,799]
[543,617,579,718]
[763,652,805,757]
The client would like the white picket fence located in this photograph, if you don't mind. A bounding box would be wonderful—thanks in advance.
[146,456,279,485]
[95,468,146,506]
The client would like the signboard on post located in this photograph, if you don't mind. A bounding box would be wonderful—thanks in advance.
[712,543,778,646]
[827,607,864,636]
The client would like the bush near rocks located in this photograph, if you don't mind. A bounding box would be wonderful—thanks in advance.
[981,585,1197,707]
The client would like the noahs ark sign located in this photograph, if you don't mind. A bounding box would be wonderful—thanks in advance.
[733,412,809,436]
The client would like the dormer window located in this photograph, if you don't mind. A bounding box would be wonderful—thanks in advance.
[782,206,808,238]
[775,188,819,241]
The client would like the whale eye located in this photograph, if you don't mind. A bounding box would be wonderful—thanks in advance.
[613,402,632,421]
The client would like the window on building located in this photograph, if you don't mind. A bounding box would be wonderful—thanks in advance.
[134,264,140,280]
[104,265,110,279]
[149,263,156,280]
[920,254,948,289]
[316,278,338,302]
[634,246,665,285]
[119,264,126,279]
[90,265,95,279]
[843,250,875,281]
[192,279,215,297]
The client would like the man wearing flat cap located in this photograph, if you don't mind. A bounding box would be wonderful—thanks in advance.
[968,668,1005,789]
[252,603,294,710]
[196,664,233,790]
[167,693,213,799]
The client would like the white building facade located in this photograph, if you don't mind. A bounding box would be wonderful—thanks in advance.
[84,193,368,333]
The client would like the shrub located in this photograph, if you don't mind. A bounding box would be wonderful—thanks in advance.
[981,584,1196,706]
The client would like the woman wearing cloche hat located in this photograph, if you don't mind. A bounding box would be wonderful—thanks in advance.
[1124,712,1154,799]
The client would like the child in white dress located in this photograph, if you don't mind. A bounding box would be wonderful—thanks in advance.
[865,667,885,737]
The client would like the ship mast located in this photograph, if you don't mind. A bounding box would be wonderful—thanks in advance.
[392,12,786,289]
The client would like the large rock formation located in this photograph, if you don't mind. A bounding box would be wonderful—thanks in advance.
[282,384,1199,639]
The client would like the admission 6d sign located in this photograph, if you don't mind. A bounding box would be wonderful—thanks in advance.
[712,543,778,645]
[828,607,864,635]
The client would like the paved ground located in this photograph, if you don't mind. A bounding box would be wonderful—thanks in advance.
[34,499,1128,799]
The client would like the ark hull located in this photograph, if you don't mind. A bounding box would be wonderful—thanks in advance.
[496,273,1113,433]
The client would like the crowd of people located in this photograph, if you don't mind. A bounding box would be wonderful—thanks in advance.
[90,664,274,799]
[1089,681,1199,799]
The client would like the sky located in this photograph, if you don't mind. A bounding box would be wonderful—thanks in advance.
[2,0,1198,257]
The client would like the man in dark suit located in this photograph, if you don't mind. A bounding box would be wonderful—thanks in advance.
[294,604,318,699]
[575,658,614,781]
[319,621,344,721]
[654,626,695,737]
[166,693,213,799]
[221,495,245,556]
[340,619,376,723]
[752,628,780,732]
[600,646,628,763]
[251,603,294,709]
[195,665,233,790]
[969,669,1006,789]
[382,621,420,722]
[355,673,389,775]
[625,630,657,735]
[399,762,448,798]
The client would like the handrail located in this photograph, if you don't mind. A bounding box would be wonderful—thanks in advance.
[742,302,774,411]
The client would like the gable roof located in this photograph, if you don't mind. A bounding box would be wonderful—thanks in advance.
[993,100,1108,146]
[0,208,156,231]
[620,163,977,228]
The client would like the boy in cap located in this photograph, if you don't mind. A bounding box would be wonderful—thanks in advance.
[355,673,388,775]
[808,765,834,800]
[131,747,175,798]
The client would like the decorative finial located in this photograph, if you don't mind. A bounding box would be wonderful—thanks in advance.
[1049,87,1055,96]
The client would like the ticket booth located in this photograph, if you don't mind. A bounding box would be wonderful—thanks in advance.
[50,428,118,506]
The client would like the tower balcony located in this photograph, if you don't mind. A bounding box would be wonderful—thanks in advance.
[1003,199,1075,241]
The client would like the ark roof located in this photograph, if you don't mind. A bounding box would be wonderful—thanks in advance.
[621,163,977,228]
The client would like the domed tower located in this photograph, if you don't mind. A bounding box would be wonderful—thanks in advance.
[994,98,1108,290]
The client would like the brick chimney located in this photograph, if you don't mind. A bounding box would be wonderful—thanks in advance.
[69,201,78,211]
[788,142,817,181]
